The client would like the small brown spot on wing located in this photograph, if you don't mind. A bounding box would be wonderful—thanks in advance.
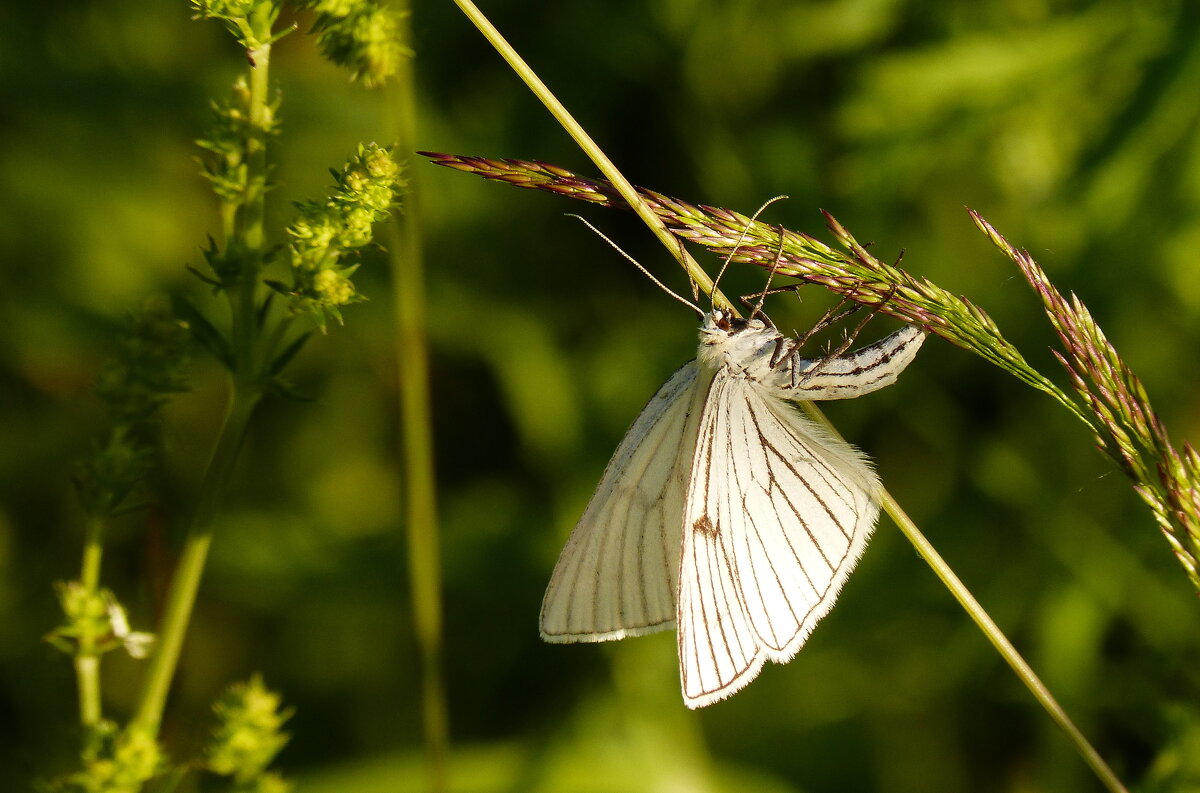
[693,515,719,536]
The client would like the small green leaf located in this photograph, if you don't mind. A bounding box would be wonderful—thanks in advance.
[172,296,233,369]
[267,332,311,377]
[257,292,276,327]
[186,263,224,289]
[265,378,316,403]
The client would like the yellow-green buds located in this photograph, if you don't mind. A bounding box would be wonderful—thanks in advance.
[52,723,163,793]
[274,143,401,330]
[207,676,292,786]
[299,0,411,87]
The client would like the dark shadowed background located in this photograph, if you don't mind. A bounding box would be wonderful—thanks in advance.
[3,1,1200,791]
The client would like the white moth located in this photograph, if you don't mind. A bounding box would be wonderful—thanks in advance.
[540,308,925,708]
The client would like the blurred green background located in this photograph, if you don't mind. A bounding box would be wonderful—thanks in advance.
[4,0,1200,791]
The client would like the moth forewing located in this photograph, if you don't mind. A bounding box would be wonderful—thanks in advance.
[539,361,706,643]
[676,343,885,707]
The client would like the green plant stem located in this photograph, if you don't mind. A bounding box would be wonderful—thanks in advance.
[448,0,729,310]
[131,31,275,736]
[885,491,1128,793]
[390,7,449,792]
[241,43,271,258]
[75,655,101,727]
[75,515,106,726]
[800,403,1128,793]
[80,516,104,592]
[132,389,260,735]
[231,41,272,378]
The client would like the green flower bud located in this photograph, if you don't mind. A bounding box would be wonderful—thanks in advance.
[338,205,375,248]
[362,143,399,180]
[59,724,163,792]
[315,268,356,306]
[313,4,409,87]
[192,0,258,22]
[208,676,291,784]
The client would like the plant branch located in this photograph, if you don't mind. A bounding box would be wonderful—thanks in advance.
[971,210,1200,591]
[134,24,276,737]
[74,515,106,726]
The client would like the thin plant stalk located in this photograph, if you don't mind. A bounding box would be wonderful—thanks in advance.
[75,653,101,727]
[389,5,450,791]
[800,406,1128,793]
[446,5,1127,790]
[74,516,106,726]
[231,40,273,378]
[875,485,1128,793]
[448,0,728,310]
[133,389,261,733]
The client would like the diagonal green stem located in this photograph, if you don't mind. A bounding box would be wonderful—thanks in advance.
[133,31,274,738]
[132,389,260,734]
[801,402,1128,793]
[447,0,731,310]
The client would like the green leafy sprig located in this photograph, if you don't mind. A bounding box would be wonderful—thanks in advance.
[75,301,190,520]
[47,2,407,789]
[48,301,187,738]
[51,722,163,793]
[270,142,402,330]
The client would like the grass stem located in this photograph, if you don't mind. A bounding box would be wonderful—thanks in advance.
[802,403,1129,793]
[390,6,449,790]
[447,0,727,308]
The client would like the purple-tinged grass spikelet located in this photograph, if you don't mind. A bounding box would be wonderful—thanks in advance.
[970,208,1200,591]
[421,152,1091,428]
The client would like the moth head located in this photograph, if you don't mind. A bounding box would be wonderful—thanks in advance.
[702,310,769,344]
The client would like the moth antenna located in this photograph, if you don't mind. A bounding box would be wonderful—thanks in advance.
[710,194,790,310]
[747,223,788,322]
[567,214,703,316]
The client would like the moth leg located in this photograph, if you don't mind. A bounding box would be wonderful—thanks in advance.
[792,287,897,387]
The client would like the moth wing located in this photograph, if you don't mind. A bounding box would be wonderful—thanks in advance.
[677,371,766,708]
[540,361,702,642]
[721,377,880,660]
[678,372,879,707]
